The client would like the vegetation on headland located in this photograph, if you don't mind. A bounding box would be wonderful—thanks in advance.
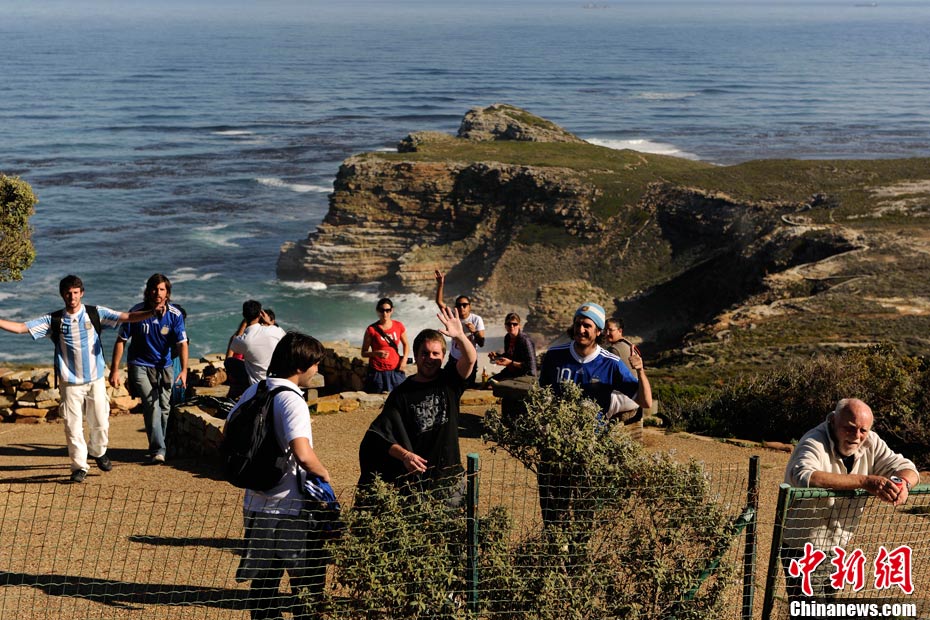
[0,174,37,282]
[364,124,930,395]
[280,103,930,452]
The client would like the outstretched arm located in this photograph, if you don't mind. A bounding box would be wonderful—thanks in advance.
[0,319,29,334]
[118,307,156,323]
[434,270,448,310]
[437,306,476,380]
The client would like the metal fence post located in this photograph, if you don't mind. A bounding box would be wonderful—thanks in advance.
[743,456,760,620]
[466,453,480,615]
[762,483,792,620]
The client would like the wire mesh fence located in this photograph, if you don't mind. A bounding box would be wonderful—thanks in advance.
[0,453,761,620]
[762,484,930,620]
[473,451,757,619]
[0,482,248,619]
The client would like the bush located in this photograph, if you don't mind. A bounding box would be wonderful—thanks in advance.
[323,476,469,619]
[678,345,930,467]
[0,174,37,281]
[323,383,738,619]
[482,381,736,619]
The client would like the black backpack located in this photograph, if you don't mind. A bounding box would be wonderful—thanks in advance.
[221,380,300,491]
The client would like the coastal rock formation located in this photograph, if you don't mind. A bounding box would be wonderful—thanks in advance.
[278,157,603,291]
[456,103,585,144]
[279,105,930,379]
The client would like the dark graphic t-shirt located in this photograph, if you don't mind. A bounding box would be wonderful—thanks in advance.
[358,367,466,486]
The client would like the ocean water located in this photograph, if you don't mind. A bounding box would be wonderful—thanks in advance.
[2,0,930,363]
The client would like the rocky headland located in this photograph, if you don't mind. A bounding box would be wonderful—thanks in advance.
[278,103,930,384]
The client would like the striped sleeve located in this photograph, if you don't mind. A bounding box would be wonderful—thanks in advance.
[25,315,52,341]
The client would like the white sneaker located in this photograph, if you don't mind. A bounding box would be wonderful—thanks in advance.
[152,454,166,464]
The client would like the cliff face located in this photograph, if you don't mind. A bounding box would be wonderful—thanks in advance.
[278,105,930,379]
[277,157,602,293]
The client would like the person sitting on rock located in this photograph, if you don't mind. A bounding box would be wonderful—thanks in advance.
[489,312,537,381]
[225,300,286,399]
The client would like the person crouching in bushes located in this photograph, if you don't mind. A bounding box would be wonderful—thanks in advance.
[231,332,332,620]
[360,297,409,394]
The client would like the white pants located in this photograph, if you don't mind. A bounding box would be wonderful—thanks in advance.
[59,378,110,472]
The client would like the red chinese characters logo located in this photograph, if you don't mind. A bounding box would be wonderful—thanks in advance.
[830,546,866,591]
[788,543,914,596]
[874,545,914,594]
[788,543,828,596]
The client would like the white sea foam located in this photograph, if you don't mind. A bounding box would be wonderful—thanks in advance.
[188,224,241,249]
[213,130,254,136]
[0,306,27,320]
[374,147,397,153]
[632,91,697,101]
[256,177,331,194]
[278,280,328,292]
[173,293,210,303]
[0,292,15,302]
[586,137,701,160]
[169,267,223,283]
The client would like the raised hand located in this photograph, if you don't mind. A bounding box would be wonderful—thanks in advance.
[436,305,463,339]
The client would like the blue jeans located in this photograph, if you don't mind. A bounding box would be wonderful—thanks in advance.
[129,365,173,457]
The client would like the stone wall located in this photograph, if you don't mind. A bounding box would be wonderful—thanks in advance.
[0,367,138,424]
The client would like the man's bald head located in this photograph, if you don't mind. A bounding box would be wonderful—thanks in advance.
[830,398,874,457]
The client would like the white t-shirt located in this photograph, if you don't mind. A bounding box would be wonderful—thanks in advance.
[229,378,313,515]
[450,313,484,360]
[230,324,287,384]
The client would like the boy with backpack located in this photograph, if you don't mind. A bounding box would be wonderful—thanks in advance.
[223,331,331,620]
[0,275,156,482]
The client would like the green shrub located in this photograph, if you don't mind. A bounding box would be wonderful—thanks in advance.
[678,345,930,467]
[0,174,37,281]
[482,382,736,619]
[323,477,469,619]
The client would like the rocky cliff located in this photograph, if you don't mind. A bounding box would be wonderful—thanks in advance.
[279,104,930,380]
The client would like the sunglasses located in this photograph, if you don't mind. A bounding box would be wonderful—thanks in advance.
[377,307,393,313]
[455,302,470,308]
[505,322,519,327]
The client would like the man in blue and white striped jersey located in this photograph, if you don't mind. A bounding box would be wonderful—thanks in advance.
[0,275,155,482]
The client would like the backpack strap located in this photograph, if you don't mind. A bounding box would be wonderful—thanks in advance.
[261,382,304,470]
[85,305,102,336]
